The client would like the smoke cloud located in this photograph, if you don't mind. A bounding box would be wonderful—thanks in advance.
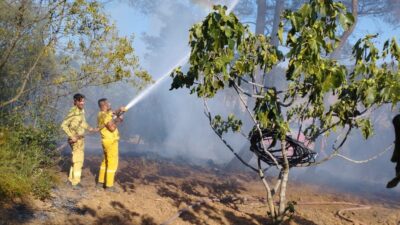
[57,0,400,196]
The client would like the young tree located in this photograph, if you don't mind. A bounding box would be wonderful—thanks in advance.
[0,0,152,112]
[170,1,400,222]
[0,0,151,200]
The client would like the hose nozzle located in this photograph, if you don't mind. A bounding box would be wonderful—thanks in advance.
[115,106,127,117]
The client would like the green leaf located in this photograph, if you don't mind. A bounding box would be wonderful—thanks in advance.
[322,74,332,92]
[332,67,345,88]
[278,22,284,44]
[338,12,354,30]
[364,86,376,106]
[225,27,232,37]
[290,14,299,31]
[358,119,373,139]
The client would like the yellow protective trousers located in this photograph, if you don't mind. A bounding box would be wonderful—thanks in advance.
[98,139,119,187]
[69,139,84,185]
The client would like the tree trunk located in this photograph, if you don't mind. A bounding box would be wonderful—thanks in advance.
[255,0,267,35]
[278,139,290,219]
[331,0,358,58]
[257,157,276,219]
[266,0,285,88]
[271,0,285,47]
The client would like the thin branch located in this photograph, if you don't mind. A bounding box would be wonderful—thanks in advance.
[203,99,258,172]
[230,80,281,168]
[304,126,352,166]
[336,142,394,164]
[239,77,283,93]
[242,21,256,25]
[257,157,277,218]
[312,121,342,139]
[271,172,282,196]
[233,82,265,98]
[279,97,295,107]
[332,126,352,150]
[0,48,45,108]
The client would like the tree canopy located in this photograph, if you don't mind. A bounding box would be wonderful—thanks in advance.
[0,0,152,200]
[0,0,152,111]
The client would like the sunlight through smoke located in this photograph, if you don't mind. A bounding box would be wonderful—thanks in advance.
[125,0,240,110]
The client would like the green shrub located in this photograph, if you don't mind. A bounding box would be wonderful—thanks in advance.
[0,115,60,200]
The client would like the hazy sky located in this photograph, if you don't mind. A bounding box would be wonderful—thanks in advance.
[105,1,400,74]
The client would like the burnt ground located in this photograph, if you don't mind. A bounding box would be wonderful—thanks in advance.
[1,147,400,225]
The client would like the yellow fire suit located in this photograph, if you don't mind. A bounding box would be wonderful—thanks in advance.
[61,106,89,186]
[97,111,120,187]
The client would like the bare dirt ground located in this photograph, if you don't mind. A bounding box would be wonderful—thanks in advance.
[1,150,400,225]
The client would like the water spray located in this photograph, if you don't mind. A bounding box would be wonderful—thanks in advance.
[124,54,190,111]
[123,0,240,111]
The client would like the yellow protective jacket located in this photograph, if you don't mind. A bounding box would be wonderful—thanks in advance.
[98,111,119,140]
[61,106,89,138]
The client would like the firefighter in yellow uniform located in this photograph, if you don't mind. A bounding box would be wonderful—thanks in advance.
[61,93,96,189]
[97,98,125,192]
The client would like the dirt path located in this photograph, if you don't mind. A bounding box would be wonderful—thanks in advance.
[1,153,400,225]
